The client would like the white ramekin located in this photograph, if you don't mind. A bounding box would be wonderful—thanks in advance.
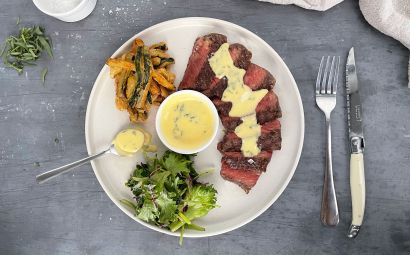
[156,90,219,155]
[32,0,97,22]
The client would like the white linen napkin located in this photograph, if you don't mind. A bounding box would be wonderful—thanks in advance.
[360,0,410,87]
[260,0,410,87]
[258,0,343,11]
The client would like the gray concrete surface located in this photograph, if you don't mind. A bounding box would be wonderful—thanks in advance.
[0,0,409,254]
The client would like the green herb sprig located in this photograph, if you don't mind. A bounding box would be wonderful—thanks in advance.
[1,25,53,74]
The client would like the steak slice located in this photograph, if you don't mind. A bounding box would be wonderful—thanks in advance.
[219,115,243,131]
[179,38,252,93]
[222,151,272,172]
[217,119,282,153]
[244,63,276,91]
[220,162,261,193]
[179,33,227,91]
[229,43,252,70]
[214,91,282,130]
[202,77,227,98]
[203,63,276,99]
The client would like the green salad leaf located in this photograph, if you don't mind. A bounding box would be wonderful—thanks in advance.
[122,150,217,245]
[184,184,218,219]
[161,151,192,177]
[156,192,177,224]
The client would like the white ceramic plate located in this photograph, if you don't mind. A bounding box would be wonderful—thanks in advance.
[85,17,304,238]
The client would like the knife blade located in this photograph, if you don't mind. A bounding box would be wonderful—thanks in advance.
[346,47,366,238]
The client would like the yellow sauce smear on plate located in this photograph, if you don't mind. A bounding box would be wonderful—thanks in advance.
[160,93,215,150]
[113,129,145,156]
[209,43,268,157]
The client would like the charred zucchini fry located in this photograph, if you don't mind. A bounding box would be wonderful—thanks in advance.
[106,58,135,71]
[115,69,131,98]
[127,46,143,108]
[160,85,169,98]
[151,57,161,66]
[149,49,170,58]
[152,70,175,90]
[158,58,175,68]
[149,80,161,95]
[125,75,137,99]
[128,45,152,109]
[150,93,159,103]
[137,47,153,109]
[130,38,145,54]
[115,97,128,110]
[155,96,163,104]
[157,68,176,83]
[149,42,167,51]
[109,66,122,78]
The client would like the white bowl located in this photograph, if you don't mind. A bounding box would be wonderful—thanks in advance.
[155,90,219,154]
[32,0,97,22]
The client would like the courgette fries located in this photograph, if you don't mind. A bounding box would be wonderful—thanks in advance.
[106,38,176,122]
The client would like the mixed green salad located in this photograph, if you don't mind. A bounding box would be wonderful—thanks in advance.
[121,150,217,245]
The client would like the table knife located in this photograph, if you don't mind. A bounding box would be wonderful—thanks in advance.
[346,47,366,238]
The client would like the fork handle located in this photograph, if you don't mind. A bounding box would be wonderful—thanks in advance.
[320,116,339,226]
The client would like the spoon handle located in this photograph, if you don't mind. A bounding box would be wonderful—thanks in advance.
[36,148,110,184]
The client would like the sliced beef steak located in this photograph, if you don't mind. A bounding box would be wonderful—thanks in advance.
[214,91,282,130]
[229,43,252,70]
[203,63,276,99]
[213,91,279,116]
[244,63,276,91]
[217,119,282,153]
[179,33,282,193]
[255,91,282,123]
[219,104,282,131]
[179,33,227,91]
[220,162,261,193]
[179,37,252,93]
[219,115,242,131]
[202,77,228,98]
[222,151,272,172]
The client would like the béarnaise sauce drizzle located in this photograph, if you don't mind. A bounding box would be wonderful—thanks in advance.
[209,43,267,156]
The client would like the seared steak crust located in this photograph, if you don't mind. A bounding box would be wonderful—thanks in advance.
[222,151,272,172]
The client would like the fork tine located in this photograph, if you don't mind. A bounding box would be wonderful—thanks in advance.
[326,56,336,94]
[321,56,331,94]
[332,56,340,94]
[316,57,325,94]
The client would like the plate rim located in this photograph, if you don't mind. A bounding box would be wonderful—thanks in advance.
[85,17,305,238]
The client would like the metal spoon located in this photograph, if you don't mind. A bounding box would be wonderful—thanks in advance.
[36,143,124,184]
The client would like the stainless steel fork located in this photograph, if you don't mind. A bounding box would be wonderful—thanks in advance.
[316,56,341,226]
